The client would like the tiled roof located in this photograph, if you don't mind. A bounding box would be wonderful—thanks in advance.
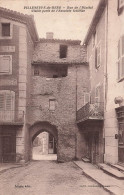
[83,0,107,45]
[32,60,87,65]
[38,38,81,45]
[0,7,38,42]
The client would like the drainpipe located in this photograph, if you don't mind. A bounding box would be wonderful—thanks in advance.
[103,0,108,162]
[75,65,78,159]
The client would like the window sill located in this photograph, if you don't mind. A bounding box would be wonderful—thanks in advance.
[0,73,12,75]
[117,77,124,83]
[0,36,12,39]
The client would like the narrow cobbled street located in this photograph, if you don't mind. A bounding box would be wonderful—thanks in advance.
[0,161,110,195]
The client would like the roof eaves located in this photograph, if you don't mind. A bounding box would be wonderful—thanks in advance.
[38,38,81,45]
[0,7,39,42]
[83,0,107,45]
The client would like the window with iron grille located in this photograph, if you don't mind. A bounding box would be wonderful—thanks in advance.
[117,35,124,81]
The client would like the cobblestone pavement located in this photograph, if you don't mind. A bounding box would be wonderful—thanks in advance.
[0,161,110,195]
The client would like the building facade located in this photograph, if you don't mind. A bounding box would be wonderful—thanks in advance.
[76,0,124,166]
[0,7,38,163]
[0,0,124,166]
[104,0,124,165]
[0,8,88,163]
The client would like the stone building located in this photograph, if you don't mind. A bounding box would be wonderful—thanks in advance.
[0,7,88,163]
[104,0,124,165]
[76,0,106,164]
[0,7,38,162]
[77,0,124,166]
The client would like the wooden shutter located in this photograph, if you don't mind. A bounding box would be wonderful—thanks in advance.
[95,86,100,106]
[121,35,124,77]
[84,93,90,105]
[5,93,14,121]
[0,56,11,73]
[0,91,15,122]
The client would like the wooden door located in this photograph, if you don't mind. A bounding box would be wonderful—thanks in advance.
[2,134,16,162]
[118,123,124,163]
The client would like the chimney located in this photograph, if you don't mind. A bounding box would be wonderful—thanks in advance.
[46,32,54,39]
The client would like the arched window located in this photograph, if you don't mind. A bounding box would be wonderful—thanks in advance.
[0,90,15,122]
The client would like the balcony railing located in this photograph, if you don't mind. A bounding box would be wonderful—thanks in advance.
[0,110,24,124]
[76,102,104,123]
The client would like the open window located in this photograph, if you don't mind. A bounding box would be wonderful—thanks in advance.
[2,23,10,36]
[60,45,68,58]
[0,22,12,39]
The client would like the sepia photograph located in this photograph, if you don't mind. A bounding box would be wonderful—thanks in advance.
[0,0,124,194]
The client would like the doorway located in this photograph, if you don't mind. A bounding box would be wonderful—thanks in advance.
[118,123,124,163]
[0,130,16,163]
[32,131,57,160]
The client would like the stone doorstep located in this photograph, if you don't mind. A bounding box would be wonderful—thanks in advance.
[82,157,90,163]
[110,164,124,173]
[98,163,124,180]
[74,161,124,195]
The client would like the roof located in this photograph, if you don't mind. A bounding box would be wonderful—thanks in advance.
[83,0,107,45]
[38,38,81,45]
[0,7,39,42]
[32,61,87,65]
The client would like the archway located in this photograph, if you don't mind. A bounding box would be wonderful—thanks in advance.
[29,121,58,161]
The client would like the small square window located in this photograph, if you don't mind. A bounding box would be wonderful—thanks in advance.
[34,67,39,76]
[49,99,55,111]
[60,45,67,58]
[2,23,10,36]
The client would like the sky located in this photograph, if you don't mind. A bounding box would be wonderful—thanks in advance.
[0,0,100,41]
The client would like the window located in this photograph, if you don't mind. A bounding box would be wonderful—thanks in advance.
[118,0,124,15]
[118,35,124,81]
[0,91,15,122]
[49,99,55,111]
[2,23,10,36]
[60,45,67,58]
[34,67,39,76]
[84,93,90,105]
[95,43,101,69]
[0,55,12,74]
[95,85,101,106]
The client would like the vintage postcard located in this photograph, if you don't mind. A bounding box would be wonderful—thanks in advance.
[0,0,124,195]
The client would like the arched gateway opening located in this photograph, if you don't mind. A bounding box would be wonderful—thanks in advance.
[29,121,58,161]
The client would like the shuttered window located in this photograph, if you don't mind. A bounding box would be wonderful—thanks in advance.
[95,85,101,106]
[84,93,90,105]
[118,35,124,80]
[0,55,12,74]
[0,91,15,122]
[95,43,101,69]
